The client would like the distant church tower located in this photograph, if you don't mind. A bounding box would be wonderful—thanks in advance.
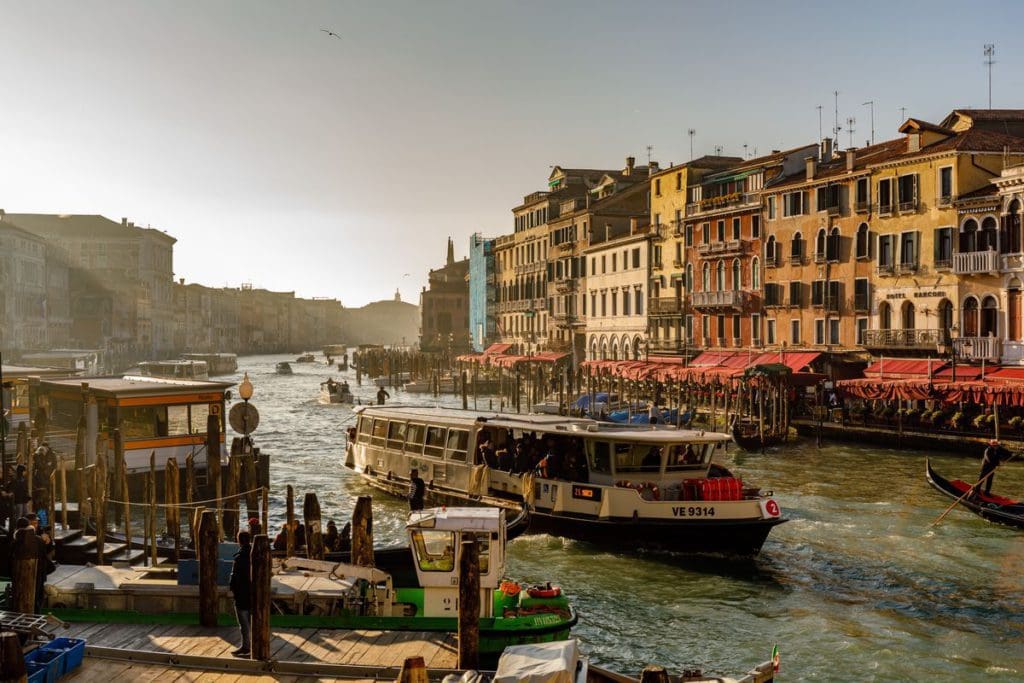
[446,236,455,266]
[394,288,401,302]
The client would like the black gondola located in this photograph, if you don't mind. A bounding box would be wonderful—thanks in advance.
[731,420,784,451]
[925,459,1024,529]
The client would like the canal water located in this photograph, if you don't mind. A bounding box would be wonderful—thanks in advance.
[228,354,1024,681]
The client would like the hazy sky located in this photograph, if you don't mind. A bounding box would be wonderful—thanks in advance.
[2,1,1022,306]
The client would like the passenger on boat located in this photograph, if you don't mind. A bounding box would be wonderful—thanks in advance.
[496,448,514,472]
[272,523,288,551]
[537,438,563,479]
[477,434,498,468]
[513,441,531,474]
[408,468,426,511]
[229,530,252,657]
[642,447,662,470]
[324,520,339,552]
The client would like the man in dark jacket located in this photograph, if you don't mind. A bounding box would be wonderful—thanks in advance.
[229,531,252,657]
[977,439,1009,497]
[408,468,425,511]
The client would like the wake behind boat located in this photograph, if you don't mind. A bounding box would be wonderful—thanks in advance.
[925,459,1024,529]
[345,405,785,556]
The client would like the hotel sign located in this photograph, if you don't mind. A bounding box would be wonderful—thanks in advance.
[885,290,948,300]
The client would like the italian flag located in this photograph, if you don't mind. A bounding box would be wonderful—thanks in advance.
[772,644,780,672]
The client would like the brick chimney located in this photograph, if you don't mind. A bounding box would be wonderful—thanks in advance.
[648,161,660,177]
[121,217,128,226]
[806,156,816,181]
[821,138,834,162]
[846,148,856,172]
[625,156,635,175]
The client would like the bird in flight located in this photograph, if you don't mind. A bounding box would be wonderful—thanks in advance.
[321,28,341,39]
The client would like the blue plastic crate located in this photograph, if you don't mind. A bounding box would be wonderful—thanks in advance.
[24,648,61,683]
[42,637,86,674]
[26,662,47,683]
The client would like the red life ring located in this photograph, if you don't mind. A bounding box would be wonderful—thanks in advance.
[636,482,661,501]
[615,480,634,489]
[527,585,562,599]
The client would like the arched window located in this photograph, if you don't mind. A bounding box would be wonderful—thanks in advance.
[981,216,998,251]
[610,339,619,361]
[752,257,760,290]
[981,295,998,337]
[791,231,803,259]
[766,235,777,264]
[815,228,827,259]
[622,339,631,361]
[855,223,870,259]
[960,218,978,253]
[590,337,598,361]
[962,297,979,337]
[879,301,892,330]
[716,261,725,291]
[600,336,609,360]
[1007,199,1022,254]
[1009,279,1022,342]
[702,263,711,291]
[901,301,916,330]
[633,336,643,360]
[938,299,954,342]
[685,263,694,292]
[731,259,741,290]
[827,227,841,262]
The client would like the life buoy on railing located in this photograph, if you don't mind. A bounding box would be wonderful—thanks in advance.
[636,481,661,501]
[526,584,562,599]
[615,480,634,489]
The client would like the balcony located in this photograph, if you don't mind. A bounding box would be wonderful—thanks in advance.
[937,195,953,208]
[826,204,841,216]
[691,290,747,311]
[898,200,917,213]
[651,224,668,241]
[878,202,894,216]
[854,200,870,213]
[514,262,545,275]
[862,328,943,349]
[555,240,576,253]
[687,192,760,216]
[895,261,919,275]
[813,251,826,264]
[672,258,684,268]
[954,250,999,275]
[954,336,1001,362]
[650,297,683,315]
[555,279,577,294]
[876,263,894,276]
[765,253,780,268]
[648,338,688,354]
[789,254,805,266]
[697,239,748,257]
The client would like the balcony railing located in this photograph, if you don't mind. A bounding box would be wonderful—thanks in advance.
[691,290,747,310]
[765,253,780,268]
[672,258,684,268]
[937,195,953,207]
[697,239,748,257]
[650,297,683,314]
[514,262,545,275]
[954,250,999,275]
[556,240,576,252]
[862,328,943,349]
[555,279,576,293]
[789,254,805,266]
[687,192,759,216]
[878,202,894,215]
[895,261,919,275]
[898,200,917,213]
[813,251,826,264]
[826,204,841,216]
[854,294,870,312]
[647,338,688,354]
[877,263,894,275]
[854,200,870,213]
[651,224,668,241]
[954,336,1001,361]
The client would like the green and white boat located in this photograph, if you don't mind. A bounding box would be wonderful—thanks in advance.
[38,507,576,665]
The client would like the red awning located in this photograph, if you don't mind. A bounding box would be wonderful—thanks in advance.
[531,351,567,363]
[689,351,738,367]
[932,364,985,381]
[483,343,513,356]
[747,351,822,373]
[985,366,1024,382]
[863,358,945,378]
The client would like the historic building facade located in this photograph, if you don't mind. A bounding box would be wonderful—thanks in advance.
[584,222,650,361]
[420,238,470,354]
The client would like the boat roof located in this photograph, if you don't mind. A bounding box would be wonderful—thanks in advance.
[407,507,503,532]
[140,359,208,367]
[2,364,80,380]
[40,375,234,397]
[21,349,99,359]
[355,405,731,444]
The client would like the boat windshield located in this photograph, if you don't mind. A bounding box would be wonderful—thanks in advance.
[411,529,455,572]
[664,443,714,471]
[592,440,714,474]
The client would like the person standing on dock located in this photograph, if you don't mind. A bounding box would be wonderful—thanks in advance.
[977,440,1008,497]
[408,468,425,511]
[229,531,252,658]
[376,386,390,405]
[11,465,30,522]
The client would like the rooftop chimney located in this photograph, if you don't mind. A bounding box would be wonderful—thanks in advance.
[625,156,635,175]
[806,156,816,181]
[846,148,856,172]
[179,277,185,285]
[821,138,834,162]
[630,217,640,233]
[648,161,660,177]
[121,217,128,226]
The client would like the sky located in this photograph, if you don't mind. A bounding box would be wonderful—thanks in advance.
[2,1,1023,306]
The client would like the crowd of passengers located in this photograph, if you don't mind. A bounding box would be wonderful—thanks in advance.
[474,430,589,481]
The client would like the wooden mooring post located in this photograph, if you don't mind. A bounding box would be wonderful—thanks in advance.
[74,416,86,529]
[206,414,223,540]
[11,526,39,614]
[112,429,124,526]
[95,444,107,565]
[0,630,26,682]
[166,457,181,562]
[147,452,158,566]
[457,533,480,670]
[351,495,374,567]
[198,509,219,627]
[303,492,324,560]
[286,485,296,557]
[250,534,271,661]
[120,462,130,566]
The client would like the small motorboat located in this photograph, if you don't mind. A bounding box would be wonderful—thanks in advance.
[295,353,315,363]
[732,419,785,451]
[925,459,1024,529]
[276,361,294,375]
[320,378,355,405]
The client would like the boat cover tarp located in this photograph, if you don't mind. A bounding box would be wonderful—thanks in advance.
[493,639,580,683]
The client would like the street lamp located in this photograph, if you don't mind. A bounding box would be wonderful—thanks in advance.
[239,372,254,448]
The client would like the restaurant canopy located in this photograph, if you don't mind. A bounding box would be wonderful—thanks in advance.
[838,373,1024,406]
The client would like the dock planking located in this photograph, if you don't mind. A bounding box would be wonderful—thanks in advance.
[59,621,458,673]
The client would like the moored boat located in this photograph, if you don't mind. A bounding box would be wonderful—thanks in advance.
[925,459,1024,529]
[138,359,209,381]
[320,378,355,405]
[731,419,785,451]
[180,353,238,375]
[295,353,315,363]
[276,361,293,375]
[345,406,786,556]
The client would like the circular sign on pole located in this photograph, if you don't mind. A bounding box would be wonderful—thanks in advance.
[229,402,260,435]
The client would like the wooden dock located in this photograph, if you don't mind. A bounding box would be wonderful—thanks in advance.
[61,621,457,681]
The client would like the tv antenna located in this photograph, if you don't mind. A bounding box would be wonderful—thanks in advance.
[743,143,749,159]
[646,145,653,165]
[898,106,907,124]
[984,44,995,109]
[688,129,696,160]
[816,105,823,141]
[862,101,875,145]
[714,145,723,156]
[833,91,840,140]
[846,117,856,149]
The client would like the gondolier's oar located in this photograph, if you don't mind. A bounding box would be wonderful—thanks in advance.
[929,451,1020,527]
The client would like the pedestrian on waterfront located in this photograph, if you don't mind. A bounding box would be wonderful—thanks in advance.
[408,468,426,511]
[229,530,252,657]
[11,465,30,522]
[376,387,390,405]
[976,439,1008,497]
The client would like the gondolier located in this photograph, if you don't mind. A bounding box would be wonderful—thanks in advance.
[977,439,1008,497]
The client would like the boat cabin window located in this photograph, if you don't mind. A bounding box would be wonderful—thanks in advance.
[356,416,372,444]
[589,442,612,475]
[49,396,84,432]
[473,531,491,574]
[405,423,425,454]
[168,405,190,435]
[370,418,389,447]
[387,421,407,450]
[446,429,469,462]
[190,403,210,434]
[664,443,712,471]
[424,426,447,458]
[611,441,664,474]
[410,529,455,572]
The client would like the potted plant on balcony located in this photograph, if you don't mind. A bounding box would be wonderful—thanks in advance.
[949,410,966,431]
